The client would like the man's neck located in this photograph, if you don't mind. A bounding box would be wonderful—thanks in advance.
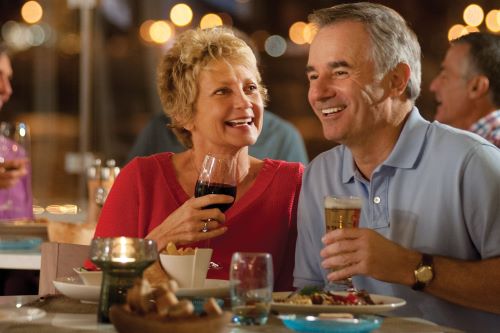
[349,105,412,180]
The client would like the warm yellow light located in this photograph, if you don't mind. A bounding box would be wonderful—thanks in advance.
[170,3,193,27]
[463,4,484,27]
[200,13,223,29]
[448,24,468,41]
[149,20,173,44]
[289,21,307,45]
[303,23,318,44]
[21,1,43,24]
[139,20,155,43]
[485,10,500,32]
[464,25,480,33]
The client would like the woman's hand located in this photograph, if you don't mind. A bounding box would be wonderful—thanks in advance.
[0,158,28,189]
[146,194,234,251]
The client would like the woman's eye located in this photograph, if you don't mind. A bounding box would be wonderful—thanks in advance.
[214,88,230,95]
[246,84,258,93]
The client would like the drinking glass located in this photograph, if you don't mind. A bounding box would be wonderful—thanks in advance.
[230,252,273,325]
[194,154,237,270]
[90,237,157,323]
[194,153,237,213]
[324,195,362,291]
[0,121,32,220]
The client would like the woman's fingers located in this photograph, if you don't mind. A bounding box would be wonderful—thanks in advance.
[188,194,234,210]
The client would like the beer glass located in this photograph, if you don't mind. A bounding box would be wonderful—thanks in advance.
[324,195,362,290]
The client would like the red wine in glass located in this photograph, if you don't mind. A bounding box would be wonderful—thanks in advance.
[194,154,238,213]
[194,181,237,212]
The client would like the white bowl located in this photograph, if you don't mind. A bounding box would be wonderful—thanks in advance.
[159,248,212,288]
[73,267,102,286]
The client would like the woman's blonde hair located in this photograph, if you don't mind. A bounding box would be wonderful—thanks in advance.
[157,27,267,148]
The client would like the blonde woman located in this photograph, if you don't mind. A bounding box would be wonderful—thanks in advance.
[94,28,303,291]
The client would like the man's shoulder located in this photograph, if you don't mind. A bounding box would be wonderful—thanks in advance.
[429,120,497,150]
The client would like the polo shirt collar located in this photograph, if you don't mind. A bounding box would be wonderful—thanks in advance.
[341,107,429,183]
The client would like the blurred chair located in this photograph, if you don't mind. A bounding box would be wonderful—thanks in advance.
[38,242,89,296]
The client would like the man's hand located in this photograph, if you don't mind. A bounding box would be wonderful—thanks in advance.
[320,228,420,286]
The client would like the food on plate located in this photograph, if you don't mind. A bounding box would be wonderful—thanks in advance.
[275,287,376,306]
[163,242,196,255]
[143,261,177,289]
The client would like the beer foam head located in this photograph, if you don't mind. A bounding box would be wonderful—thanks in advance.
[324,196,362,209]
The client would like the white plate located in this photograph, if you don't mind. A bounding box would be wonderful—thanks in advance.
[0,307,46,322]
[53,277,100,303]
[272,291,406,314]
[72,267,102,286]
[175,279,229,298]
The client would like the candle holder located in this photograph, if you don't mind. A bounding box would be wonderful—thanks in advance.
[90,237,157,323]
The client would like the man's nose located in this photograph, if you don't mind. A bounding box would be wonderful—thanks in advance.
[309,77,336,102]
[429,76,439,93]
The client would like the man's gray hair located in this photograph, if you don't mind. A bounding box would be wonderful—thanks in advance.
[309,2,422,104]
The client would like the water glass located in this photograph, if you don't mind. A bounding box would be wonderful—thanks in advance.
[230,252,273,325]
[90,237,157,323]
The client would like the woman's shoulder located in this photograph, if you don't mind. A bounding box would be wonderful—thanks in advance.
[263,158,304,174]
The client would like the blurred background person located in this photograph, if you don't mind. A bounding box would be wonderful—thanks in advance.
[430,32,500,147]
[94,27,303,291]
[0,42,37,295]
[128,110,309,164]
[128,27,309,165]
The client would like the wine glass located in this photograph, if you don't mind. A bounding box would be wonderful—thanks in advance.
[0,121,32,220]
[324,195,362,291]
[194,153,237,270]
[194,153,237,213]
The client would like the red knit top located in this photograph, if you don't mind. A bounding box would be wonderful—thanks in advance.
[94,152,303,291]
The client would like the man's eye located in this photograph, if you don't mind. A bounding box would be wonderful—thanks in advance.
[334,71,348,77]
[307,74,318,81]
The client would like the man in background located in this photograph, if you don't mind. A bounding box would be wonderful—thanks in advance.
[430,32,500,147]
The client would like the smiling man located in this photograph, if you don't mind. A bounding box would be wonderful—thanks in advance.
[430,32,500,147]
[294,3,500,332]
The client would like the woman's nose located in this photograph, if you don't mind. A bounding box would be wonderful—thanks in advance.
[234,89,252,108]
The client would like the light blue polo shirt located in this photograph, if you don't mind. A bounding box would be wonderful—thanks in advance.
[294,108,500,332]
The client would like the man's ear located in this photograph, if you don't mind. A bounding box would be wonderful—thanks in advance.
[467,75,489,99]
[389,63,411,97]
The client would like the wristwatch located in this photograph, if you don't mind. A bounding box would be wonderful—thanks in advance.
[412,253,434,291]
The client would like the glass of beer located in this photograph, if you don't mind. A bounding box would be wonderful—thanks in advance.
[324,195,362,290]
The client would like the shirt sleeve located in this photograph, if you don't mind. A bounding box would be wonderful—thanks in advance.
[293,165,327,289]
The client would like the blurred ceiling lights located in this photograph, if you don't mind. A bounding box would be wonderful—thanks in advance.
[448,3,500,40]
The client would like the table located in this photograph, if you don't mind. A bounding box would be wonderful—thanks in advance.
[0,251,41,270]
[0,295,463,333]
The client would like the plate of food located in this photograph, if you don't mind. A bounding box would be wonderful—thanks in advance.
[272,288,405,315]
[52,276,100,303]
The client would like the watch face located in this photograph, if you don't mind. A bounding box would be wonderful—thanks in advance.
[416,266,433,283]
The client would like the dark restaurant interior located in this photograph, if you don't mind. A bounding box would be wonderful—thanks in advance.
[0,0,498,204]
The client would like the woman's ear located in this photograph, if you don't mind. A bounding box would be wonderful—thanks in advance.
[389,63,411,97]
[467,75,490,100]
